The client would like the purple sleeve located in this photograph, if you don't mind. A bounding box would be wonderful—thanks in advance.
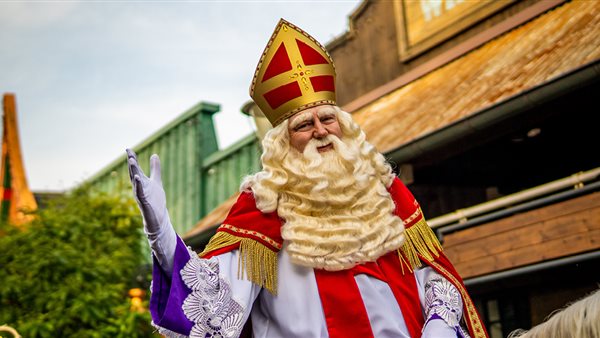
[149,236,194,336]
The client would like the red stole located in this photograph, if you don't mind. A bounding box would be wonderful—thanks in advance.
[314,251,424,338]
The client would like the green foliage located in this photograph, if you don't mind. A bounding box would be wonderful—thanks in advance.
[0,186,159,337]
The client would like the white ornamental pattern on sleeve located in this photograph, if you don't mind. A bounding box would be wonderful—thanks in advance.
[424,271,471,338]
[181,249,245,338]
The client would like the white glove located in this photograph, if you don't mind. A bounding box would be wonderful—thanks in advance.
[126,148,176,276]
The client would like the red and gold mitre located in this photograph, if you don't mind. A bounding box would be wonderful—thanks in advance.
[250,19,337,126]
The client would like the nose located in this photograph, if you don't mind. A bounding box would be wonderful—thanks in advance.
[313,118,328,138]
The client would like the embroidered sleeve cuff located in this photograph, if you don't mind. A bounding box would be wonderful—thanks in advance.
[180,250,245,337]
[423,272,471,338]
[150,237,246,337]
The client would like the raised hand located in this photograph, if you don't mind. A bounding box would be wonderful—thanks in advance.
[126,148,169,235]
[126,149,177,275]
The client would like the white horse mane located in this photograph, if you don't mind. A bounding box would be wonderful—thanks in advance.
[508,287,600,338]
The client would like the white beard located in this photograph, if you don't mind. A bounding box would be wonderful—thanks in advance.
[277,134,406,271]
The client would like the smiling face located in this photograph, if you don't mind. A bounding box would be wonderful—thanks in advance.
[287,105,343,153]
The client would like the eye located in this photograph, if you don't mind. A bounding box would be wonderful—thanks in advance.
[294,121,312,131]
[321,116,336,124]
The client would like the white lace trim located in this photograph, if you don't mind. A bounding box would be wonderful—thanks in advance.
[151,321,187,338]
[424,271,472,338]
[180,247,245,338]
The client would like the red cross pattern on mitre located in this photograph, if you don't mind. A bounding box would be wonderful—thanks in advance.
[250,19,337,126]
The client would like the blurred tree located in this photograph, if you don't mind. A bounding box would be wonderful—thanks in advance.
[0,186,159,337]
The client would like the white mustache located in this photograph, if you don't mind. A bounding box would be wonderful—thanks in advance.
[304,136,336,152]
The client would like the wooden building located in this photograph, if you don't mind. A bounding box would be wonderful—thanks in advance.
[187,0,600,336]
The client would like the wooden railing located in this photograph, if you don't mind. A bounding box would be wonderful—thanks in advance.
[429,167,600,229]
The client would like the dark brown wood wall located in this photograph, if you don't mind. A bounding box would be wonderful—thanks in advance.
[442,192,600,279]
[328,0,543,107]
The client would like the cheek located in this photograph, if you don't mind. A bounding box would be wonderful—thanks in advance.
[290,133,310,152]
[330,124,343,138]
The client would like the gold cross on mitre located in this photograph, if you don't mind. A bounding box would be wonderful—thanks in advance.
[250,19,337,126]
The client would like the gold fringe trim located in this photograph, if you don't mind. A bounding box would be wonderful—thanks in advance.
[238,238,278,295]
[398,216,443,271]
[398,252,413,275]
[200,231,242,257]
[199,231,279,295]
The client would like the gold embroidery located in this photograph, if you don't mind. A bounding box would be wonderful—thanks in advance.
[219,224,283,250]
[402,204,422,225]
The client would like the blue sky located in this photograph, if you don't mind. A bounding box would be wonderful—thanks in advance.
[0,0,360,191]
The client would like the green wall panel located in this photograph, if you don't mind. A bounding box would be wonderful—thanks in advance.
[201,134,261,217]
[84,101,219,235]
[84,100,263,246]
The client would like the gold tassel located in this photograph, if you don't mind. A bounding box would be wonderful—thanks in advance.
[238,238,278,295]
[398,251,413,275]
[398,217,443,271]
[199,231,279,295]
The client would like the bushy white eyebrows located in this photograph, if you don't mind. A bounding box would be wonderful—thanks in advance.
[316,107,337,119]
[289,111,313,129]
[289,108,338,130]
